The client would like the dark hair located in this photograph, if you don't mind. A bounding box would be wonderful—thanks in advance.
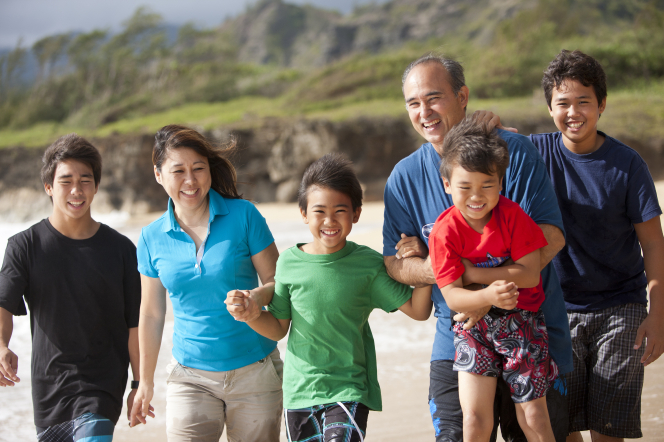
[402,53,466,96]
[41,133,102,187]
[297,153,363,213]
[153,124,241,199]
[439,117,509,181]
[542,49,607,108]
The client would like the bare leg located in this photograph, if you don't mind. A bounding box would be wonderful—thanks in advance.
[590,431,623,442]
[566,432,584,442]
[514,396,555,442]
[458,372,497,441]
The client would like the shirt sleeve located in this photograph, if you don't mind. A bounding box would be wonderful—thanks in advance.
[0,237,28,316]
[123,239,142,328]
[382,170,420,256]
[626,162,662,224]
[136,230,159,278]
[508,203,549,262]
[247,203,275,256]
[267,258,291,320]
[429,219,465,289]
[501,131,565,235]
[368,261,413,313]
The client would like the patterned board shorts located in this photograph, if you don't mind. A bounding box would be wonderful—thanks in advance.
[453,308,558,404]
[567,303,647,438]
[36,412,114,442]
[285,401,369,442]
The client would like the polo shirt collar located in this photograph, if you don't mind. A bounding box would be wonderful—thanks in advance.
[161,188,230,232]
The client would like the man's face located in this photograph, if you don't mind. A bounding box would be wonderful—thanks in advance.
[44,159,98,221]
[403,62,469,154]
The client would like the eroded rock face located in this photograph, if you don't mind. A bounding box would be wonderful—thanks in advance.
[0,118,420,221]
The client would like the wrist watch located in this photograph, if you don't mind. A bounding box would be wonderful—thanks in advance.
[131,380,139,389]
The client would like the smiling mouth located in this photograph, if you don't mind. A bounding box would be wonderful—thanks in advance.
[181,189,198,196]
[467,203,485,210]
[422,119,441,130]
[321,229,340,237]
[68,201,84,207]
[567,121,584,129]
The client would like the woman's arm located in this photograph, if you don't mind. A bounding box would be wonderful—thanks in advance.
[226,243,279,322]
[129,275,164,425]
[462,249,541,288]
[398,285,433,321]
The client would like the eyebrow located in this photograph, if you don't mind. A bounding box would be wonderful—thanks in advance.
[170,160,207,167]
[311,203,350,208]
[405,90,442,104]
[457,179,496,184]
[555,94,593,101]
[57,173,93,179]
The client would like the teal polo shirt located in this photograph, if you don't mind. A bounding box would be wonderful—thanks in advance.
[137,189,277,371]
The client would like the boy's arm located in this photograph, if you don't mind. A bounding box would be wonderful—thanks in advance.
[397,285,433,321]
[634,216,664,366]
[0,307,19,387]
[462,249,541,289]
[246,312,291,342]
[441,277,519,313]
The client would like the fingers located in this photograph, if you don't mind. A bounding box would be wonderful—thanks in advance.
[633,323,646,351]
[0,350,19,387]
[497,124,518,133]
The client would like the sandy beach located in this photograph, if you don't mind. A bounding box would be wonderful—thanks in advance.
[2,198,664,441]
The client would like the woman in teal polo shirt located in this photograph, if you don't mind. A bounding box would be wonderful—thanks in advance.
[130,125,282,441]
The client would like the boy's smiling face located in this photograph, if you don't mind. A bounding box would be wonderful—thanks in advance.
[549,79,607,154]
[300,186,361,255]
[443,165,502,233]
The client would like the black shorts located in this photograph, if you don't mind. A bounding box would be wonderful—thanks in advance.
[285,402,369,442]
[429,359,569,441]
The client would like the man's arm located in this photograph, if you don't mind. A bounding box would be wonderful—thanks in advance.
[0,307,19,387]
[538,224,565,271]
[634,217,664,366]
[384,255,436,287]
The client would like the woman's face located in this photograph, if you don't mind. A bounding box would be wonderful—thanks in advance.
[155,147,212,214]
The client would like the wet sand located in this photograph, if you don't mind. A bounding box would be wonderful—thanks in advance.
[3,199,664,441]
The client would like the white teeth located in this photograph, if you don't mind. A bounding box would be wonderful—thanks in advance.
[468,204,484,209]
[182,190,197,195]
[322,230,339,235]
[69,202,83,206]
[568,122,583,128]
[423,119,441,128]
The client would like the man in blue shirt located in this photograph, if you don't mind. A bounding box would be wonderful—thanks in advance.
[382,54,573,441]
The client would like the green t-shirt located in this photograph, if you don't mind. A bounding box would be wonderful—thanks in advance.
[269,241,413,411]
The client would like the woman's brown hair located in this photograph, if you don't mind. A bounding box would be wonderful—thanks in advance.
[153,125,242,199]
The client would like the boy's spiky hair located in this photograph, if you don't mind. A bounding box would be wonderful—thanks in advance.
[542,49,607,108]
[297,153,363,213]
[440,117,509,180]
[41,133,102,187]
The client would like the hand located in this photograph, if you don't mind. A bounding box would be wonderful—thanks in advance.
[129,384,155,426]
[471,110,518,133]
[484,280,519,310]
[454,306,492,330]
[395,233,428,259]
[0,346,19,387]
[634,311,664,366]
[225,289,262,322]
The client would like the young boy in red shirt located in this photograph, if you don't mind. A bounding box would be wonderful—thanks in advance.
[429,117,558,441]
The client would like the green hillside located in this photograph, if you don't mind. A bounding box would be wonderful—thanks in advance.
[1,0,664,148]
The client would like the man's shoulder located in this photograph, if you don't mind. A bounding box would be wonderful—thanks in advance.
[98,224,136,251]
[602,133,647,165]
[6,219,49,248]
[497,129,542,160]
[389,143,432,178]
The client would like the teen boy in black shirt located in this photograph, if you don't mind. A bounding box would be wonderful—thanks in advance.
[0,134,145,441]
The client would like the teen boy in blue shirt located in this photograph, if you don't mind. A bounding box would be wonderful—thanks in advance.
[530,50,664,441]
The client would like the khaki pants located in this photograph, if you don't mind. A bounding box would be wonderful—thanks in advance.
[165,348,283,442]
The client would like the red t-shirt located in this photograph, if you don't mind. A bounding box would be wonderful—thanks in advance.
[429,195,548,312]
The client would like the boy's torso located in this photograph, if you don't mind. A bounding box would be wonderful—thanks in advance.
[531,131,661,311]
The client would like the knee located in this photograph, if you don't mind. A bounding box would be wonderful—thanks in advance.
[463,409,493,436]
[519,403,550,430]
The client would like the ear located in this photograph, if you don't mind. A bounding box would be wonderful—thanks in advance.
[548,105,554,118]
[300,207,309,224]
[442,176,452,195]
[44,183,53,197]
[598,96,607,115]
[352,206,362,224]
[457,85,469,110]
[154,165,162,185]
[498,176,504,193]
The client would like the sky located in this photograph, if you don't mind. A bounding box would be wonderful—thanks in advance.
[0,0,386,49]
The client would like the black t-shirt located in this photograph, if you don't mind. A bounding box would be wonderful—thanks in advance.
[0,219,141,427]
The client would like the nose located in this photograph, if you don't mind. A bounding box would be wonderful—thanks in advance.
[568,104,581,117]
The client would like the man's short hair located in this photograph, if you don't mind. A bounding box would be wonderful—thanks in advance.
[542,49,607,109]
[402,53,466,96]
[41,134,102,187]
[439,117,509,181]
[297,153,363,213]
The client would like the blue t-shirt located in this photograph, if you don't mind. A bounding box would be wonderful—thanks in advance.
[530,131,662,311]
[383,129,573,374]
[137,189,277,371]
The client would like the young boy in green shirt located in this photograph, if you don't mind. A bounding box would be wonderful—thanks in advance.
[228,154,432,442]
